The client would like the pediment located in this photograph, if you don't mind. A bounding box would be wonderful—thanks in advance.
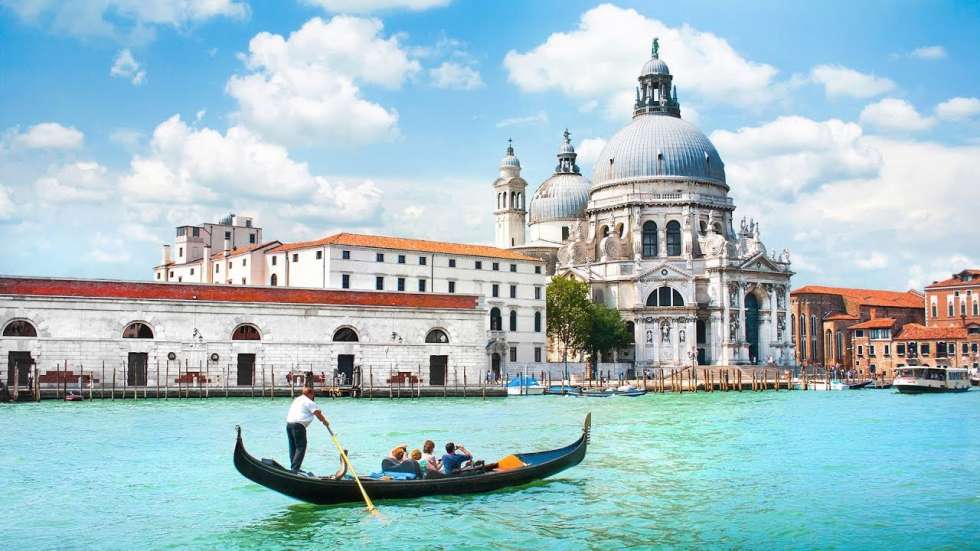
[738,252,782,273]
[555,266,590,283]
[636,261,692,282]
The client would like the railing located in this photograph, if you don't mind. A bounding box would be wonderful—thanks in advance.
[589,192,734,210]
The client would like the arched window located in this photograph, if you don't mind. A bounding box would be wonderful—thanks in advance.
[646,286,684,307]
[122,322,153,339]
[666,220,682,256]
[791,314,796,344]
[425,329,449,343]
[534,311,542,332]
[509,310,518,331]
[642,221,657,257]
[232,324,261,340]
[3,320,37,337]
[270,273,278,287]
[490,307,502,331]
[332,327,359,342]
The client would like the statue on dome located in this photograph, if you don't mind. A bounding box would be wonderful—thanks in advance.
[652,37,660,58]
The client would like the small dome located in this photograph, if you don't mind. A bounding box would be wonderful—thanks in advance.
[529,173,591,224]
[592,115,726,187]
[500,152,521,169]
[641,57,670,76]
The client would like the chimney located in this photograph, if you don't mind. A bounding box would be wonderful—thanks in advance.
[223,237,231,255]
[162,244,172,265]
[203,245,212,282]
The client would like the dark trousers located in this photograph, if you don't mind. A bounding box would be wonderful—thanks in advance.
[286,422,308,472]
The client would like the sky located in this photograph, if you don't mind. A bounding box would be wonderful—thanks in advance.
[1,0,979,291]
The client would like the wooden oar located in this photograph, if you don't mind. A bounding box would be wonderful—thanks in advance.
[325,425,379,515]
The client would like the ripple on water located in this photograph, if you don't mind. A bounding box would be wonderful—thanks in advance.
[1,392,979,549]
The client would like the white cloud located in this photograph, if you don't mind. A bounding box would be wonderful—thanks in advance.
[9,122,84,150]
[503,4,778,117]
[496,111,548,128]
[859,98,934,133]
[109,128,143,150]
[226,15,419,146]
[3,0,248,44]
[910,45,946,60]
[935,97,980,121]
[110,49,146,85]
[118,115,383,224]
[810,64,895,98]
[429,61,483,90]
[301,0,450,13]
[710,116,881,197]
[86,232,131,263]
[34,161,110,203]
[575,137,607,168]
[0,185,16,222]
[855,251,889,270]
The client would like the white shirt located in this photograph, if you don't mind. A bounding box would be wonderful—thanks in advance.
[286,395,321,427]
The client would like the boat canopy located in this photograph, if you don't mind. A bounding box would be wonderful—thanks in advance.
[506,374,541,387]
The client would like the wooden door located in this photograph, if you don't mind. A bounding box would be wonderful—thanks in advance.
[429,355,448,386]
[127,352,148,386]
[237,354,255,386]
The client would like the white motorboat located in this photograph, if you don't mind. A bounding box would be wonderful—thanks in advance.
[505,374,545,396]
[893,366,971,394]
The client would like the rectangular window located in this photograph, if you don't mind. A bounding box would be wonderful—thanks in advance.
[228,261,232,269]
[492,284,499,298]
[884,345,890,357]
[376,253,385,262]
[448,281,456,293]
[510,264,517,272]
[156,273,161,280]
[418,279,426,292]
[397,277,405,291]
[242,258,247,266]
[949,342,956,355]
[190,268,194,275]
[178,247,183,257]
[398,254,406,264]
[857,345,864,357]
[510,285,517,299]
[342,274,350,289]
[963,343,969,355]
[492,262,499,271]
[316,250,323,260]
[292,254,298,262]
[475,261,482,270]
[921,343,931,355]
[534,347,542,363]
[962,302,967,315]
[241,278,246,285]
[535,265,541,274]
[271,256,277,266]
[225,231,231,240]
[509,347,517,362]
[535,287,542,300]
[897,343,906,356]
[215,265,220,273]
[449,258,456,268]
[420,256,427,266]
[192,227,199,237]
[948,302,954,317]
[342,250,350,260]
[974,302,979,316]
[375,276,384,290]
[931,304,938,318]
[868,345,876,357]
[249,234,256,244]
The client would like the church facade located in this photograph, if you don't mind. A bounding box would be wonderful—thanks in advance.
[499,40,795,368]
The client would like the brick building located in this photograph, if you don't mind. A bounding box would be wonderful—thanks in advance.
[924,269,980,329]
[790,286,924,368]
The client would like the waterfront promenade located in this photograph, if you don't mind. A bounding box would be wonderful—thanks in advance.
[2,391,977,549]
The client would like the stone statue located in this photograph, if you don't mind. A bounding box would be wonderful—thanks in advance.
[728,282,739,307]
[660,319,671,342]
[645,329,653,345]
[652,37,660,57]
[781,248,791,264]
[729,312,740,337]
[679,328,686,343]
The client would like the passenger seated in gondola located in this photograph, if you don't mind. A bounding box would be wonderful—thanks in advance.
[421,440,441,473]
[380,445,423,480]
[440,442,472,475]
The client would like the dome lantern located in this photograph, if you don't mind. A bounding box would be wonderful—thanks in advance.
[634,37,681,119]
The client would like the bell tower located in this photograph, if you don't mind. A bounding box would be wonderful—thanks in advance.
[493,139,527,248]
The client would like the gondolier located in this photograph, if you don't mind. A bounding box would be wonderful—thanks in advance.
[286,384,331,473]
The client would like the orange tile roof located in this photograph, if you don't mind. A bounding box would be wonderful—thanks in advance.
[210,241,281,260]
[849,318,896,330]
[824,311,859,321]
[269,232,541,262]
[0,277,479,310]
[925,269,980,289]
[791,285,924,309]
[894,323,968,340]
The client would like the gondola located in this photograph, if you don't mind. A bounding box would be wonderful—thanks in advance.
[233,413,591,505]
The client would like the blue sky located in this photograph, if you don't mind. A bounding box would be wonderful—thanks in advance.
[1,0,978,290]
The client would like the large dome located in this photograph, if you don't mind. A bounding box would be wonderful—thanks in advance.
[529,173,590,224]
[591,115,726,187]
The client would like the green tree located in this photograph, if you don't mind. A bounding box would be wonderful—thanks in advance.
[546,276,591,378]
[584,303,632,380]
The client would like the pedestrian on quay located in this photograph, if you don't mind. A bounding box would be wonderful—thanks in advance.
[285,384,331,474]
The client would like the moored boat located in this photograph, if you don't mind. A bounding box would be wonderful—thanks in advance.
[894,366,971,394]
[233,414,591,505]
[544,384,581,396]
[614,384,647,397]
[506,375,545,396]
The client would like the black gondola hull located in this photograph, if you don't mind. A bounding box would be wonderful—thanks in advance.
[233,414,590,505]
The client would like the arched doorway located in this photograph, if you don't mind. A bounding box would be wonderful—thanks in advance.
[491,353,501,381]
[744,294,760,364]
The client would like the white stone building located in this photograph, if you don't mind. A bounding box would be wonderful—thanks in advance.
[511,40,795,368]
[1,277,487,389]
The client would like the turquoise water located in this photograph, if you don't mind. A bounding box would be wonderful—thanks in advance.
[2,391,978,550]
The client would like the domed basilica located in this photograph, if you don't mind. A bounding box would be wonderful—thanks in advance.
[493,40,794,368]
